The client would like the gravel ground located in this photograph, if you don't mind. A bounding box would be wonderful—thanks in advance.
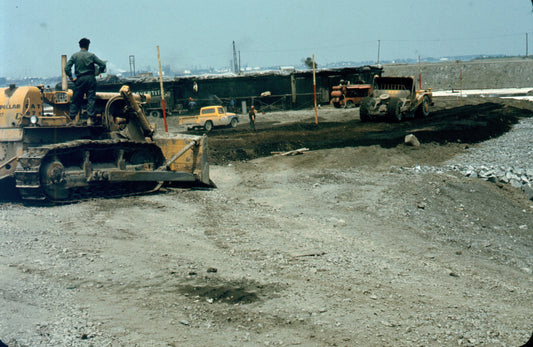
[401,115,533,199]
[450,116,533,168]
[1,97,532,346]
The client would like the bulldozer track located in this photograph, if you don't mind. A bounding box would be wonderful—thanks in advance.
[14,139,165,204]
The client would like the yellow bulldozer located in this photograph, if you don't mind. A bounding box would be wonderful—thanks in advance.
[0,83,212,203]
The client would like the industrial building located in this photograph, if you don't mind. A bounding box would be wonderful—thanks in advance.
[96,65,383,116]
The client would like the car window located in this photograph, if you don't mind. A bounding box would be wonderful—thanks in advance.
[202,108,215,115]
[218,107,224,114]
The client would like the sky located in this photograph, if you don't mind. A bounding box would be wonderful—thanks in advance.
[1,0,532,78]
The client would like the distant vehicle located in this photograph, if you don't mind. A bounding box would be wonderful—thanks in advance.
[138,89,174,118]
[330,83,373,108]
[178,106,239,132]
[359,76,433,122]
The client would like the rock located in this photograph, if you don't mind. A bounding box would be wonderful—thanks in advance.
[404,134,420,147]
[487,175,497,183]
[521,186,533,200]
[448,270,459,277]
[466,170,478,178]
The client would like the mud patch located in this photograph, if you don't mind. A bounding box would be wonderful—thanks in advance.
[177,278,282,305]
[208,98,533,165]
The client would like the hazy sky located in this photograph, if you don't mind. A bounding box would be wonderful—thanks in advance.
[1,0,532,78]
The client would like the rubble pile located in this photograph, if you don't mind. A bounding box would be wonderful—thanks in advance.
[403,116,533,199]
[406,164,533,199]
[452,164,531,189]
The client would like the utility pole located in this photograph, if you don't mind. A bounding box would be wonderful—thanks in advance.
[526,32,529,57]
[377,40,381,64]
[459,60,463,106]
[232,41,238,73]
[418,56,421,89]
[313,54,318,125]
[156,46,168,132]
[129,55,136,77]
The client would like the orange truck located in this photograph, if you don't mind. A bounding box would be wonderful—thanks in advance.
[178,106,239,132]
[330,83,373,108]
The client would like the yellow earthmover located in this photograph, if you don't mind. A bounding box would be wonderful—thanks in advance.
[359,76,433,122]
[0,83,212,203]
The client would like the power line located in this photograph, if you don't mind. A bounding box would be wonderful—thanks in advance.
[241,32,530,55]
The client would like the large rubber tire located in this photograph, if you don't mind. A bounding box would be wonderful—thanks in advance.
[230,117,238,128]
[388,98,403,122]
[345,100,354,109]
[359,97,372,122]
[149,110,162,118]
[204,121,213,132]
[416,96,431,118]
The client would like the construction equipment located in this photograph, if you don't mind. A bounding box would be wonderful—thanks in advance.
[178,106,239,132]
[359,76,433,122]
[330,83,372,108]
[0,84,211,203]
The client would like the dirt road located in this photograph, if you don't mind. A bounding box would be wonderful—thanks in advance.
[1,97,532,346]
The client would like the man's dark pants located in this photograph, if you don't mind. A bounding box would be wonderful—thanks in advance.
[69,75,97,119]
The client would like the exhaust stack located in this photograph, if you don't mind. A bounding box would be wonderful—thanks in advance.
[61,55,68,91]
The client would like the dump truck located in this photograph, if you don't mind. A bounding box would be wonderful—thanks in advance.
[359,76,433,122]
[0,84,211,203]
[178,105,239,132]
[330,83,372,108]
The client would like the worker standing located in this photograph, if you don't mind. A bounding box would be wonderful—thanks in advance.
[64,37,106,125]
[248,105,257,130]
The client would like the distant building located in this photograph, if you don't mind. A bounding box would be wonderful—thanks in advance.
[96,65,383,113]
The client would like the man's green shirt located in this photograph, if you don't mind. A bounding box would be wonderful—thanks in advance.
[64,49,106,79]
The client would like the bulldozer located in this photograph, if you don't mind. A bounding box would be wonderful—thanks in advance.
[0,83,212,203]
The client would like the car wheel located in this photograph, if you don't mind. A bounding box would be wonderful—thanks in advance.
[204,121,213,132]
[149,110,162,118]
[230,118,238,128]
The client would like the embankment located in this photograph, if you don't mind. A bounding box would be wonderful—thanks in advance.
[382,57,533,91]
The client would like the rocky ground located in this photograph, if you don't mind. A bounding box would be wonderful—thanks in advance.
[1,96,532,346]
